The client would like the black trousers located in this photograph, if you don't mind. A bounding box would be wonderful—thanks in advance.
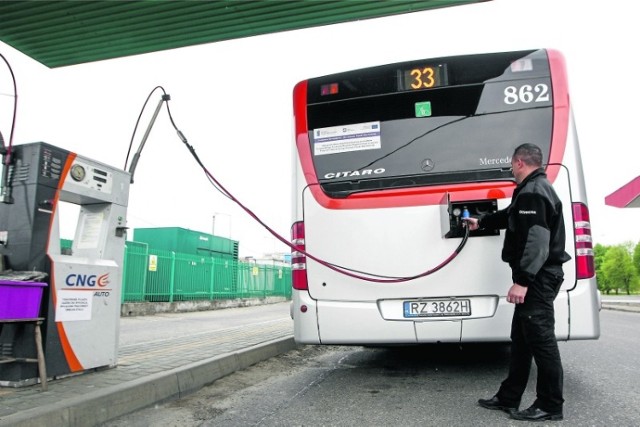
[496,273,564,413]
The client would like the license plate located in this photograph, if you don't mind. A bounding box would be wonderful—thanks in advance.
[403,299,471,318]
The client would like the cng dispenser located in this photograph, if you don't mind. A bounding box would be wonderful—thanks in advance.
[0,141,129,386]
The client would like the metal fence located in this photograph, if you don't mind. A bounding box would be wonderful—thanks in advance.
[121,243,292,302]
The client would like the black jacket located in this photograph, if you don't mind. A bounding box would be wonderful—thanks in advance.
[479,168,571,287]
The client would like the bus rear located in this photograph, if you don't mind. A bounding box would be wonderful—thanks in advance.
[291,49,600,345]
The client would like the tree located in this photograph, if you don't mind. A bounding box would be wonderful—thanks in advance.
[593,243,611,293]
[633,241,640,277]
[601,245,639,295]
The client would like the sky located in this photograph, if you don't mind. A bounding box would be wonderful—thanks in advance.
[1,0,639,257]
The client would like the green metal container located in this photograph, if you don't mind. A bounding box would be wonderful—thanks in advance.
[133,227,239,259]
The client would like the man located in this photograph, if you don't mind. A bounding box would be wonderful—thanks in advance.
[465,143,570,422]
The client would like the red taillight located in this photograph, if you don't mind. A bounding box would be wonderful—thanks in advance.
[291,221,308,290]
[573,202,595,279]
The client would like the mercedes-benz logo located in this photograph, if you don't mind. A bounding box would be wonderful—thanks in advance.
[421,158,435,171]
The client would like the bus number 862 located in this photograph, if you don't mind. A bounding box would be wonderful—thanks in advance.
[504,83,550,105]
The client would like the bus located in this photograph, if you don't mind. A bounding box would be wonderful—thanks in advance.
[290,49,600,345]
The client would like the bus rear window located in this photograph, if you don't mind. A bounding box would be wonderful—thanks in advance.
[308,83,553,198]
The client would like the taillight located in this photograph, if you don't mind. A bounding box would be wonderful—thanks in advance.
[573,202,595,279]
[291,221,308,290]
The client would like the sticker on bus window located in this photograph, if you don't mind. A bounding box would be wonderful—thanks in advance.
[510,58,533,72]
[313,122,381,156]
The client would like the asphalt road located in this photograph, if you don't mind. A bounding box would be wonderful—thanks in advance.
[104,309,639,426]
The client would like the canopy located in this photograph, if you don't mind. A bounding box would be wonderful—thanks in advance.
[605,176,640,208]
[0,1,487,68]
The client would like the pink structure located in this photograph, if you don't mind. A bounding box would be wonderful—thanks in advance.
[605,176,640,208]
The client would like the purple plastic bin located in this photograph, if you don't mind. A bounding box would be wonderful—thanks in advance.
[0,280,48,320]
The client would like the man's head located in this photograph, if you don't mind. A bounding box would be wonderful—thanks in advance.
[511,143,543,184]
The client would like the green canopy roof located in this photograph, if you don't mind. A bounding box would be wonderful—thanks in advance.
[0,0,488,68]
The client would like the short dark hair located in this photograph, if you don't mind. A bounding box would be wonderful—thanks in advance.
[513,143,543,167]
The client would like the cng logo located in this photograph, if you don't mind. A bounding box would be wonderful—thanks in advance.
[65,273,110,287]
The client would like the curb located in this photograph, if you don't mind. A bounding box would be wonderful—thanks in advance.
[0,336,297,427]
[601,303,640,313]
[120,297,289,317]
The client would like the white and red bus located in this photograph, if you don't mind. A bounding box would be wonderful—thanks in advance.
[291,49,600,345]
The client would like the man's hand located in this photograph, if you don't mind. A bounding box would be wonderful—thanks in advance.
[506,283,527,304]
[463,217,479,231]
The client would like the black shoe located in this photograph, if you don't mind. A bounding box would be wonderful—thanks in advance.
[478,396,518,414]
[510,405,563,421]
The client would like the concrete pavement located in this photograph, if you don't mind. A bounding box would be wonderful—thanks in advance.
[0,302,295,427]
